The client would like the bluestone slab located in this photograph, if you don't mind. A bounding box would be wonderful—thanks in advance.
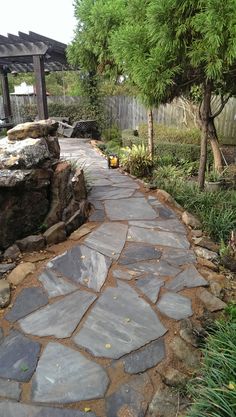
[128,226,190,249]
[89,185,134,200]
[136,275,164,303]
[0,330,40,382]
[118,243,162,265]
[105,198,157,221]
[166,266,208,292]
[157,292,192,320]
[48,245,112,291]
[0,401,97,416]
[129,219,186,234]
[125,260,181,277]
[0,378,21,400]
[84,222,128,260]
[32,342,109,403]
[74,281,167,359]
[161,248,196,266]
[19,291,96,338]
[5,287,48,322]
[123,338,165,374]
[38,268,78,298]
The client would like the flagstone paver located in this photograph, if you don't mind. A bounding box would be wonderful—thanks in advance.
[0,139,210,415]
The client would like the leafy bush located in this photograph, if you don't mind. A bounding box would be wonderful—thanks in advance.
[155,142,202,163]
[138,123,201,145]
[102,124,122,144]
[120,144,154,178]
[188,319,236,417]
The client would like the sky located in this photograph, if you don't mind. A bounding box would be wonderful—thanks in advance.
[1,0,77,44]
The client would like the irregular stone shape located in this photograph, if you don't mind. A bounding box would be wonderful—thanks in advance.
[179,319,200,348]
[156,189,183,210]
[45,135,60,160]
[32,342,109,403]
[194,237,219,253]
[7,120,58,141]
[38,268,78,298]
[157,292,192,320]
[0,169,32,188]
[0,280,10,308]
[129,218,186,234]
[0,328,3,343]
[165,265,208,292]
[89,209,105,222]
[16,235,45,252]
[182,211,201,229]
[194,246,218,261]
[112,268,141,280]
[43,222,66,245]
[49,245,112,292]
[197,257,218,271]
[149,386,188,417]
[169,336,200,368]
[65,210,85,235]
[7,262,36,285]
[0,263,15,277]
[106,374,152,417]
[3,244,20,261]
[128,226,190,249]
[0,401,97,416]
[0,330,40,381]
[160,367,188,387]
[71,168,87,201]
[69,223,96,241]
[19,291,96,338]
[149,200,176,218]
[197,289,226,312]
[90,185,134,200]
[105,198,157,221]
[0,137,51,169]
[136,275,164,303]
[0,378,21,400]
[5,287,48,322]
[74,282,167,359]
[161,248,196,266]
[84,222,128,259]
[191,229,203,238]
[123,338,165,374]
[118,243,162,265]
[125,261,180,278]
[209,281,223,298]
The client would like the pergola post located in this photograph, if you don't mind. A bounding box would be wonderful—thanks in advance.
[33,55,48,120]
[0,66,12,120]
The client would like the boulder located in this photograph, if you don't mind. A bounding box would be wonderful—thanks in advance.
[7,262,36,285]
[194,237,219,253]
[65,210,86,235]
[169,336,200,369]
[160,367,188,387]
[16,235,45,252]
[197,289,226,312]
[0,137,51,169]
[45,136,60,160]
[197,257,218,271]
[0,280,10,308]
[7,119,58,141]
[71,168,87,201]
[156,189,183,210]
[182,211,202,229]
[149,386,188,417]
[0,263,16,277]
[194,246,218,261]
[3,245,21,261]
[69,223,97,241]
[43,222,66,245]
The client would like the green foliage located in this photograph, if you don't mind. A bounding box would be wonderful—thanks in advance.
[138,123,201,145]
[120,143,154,177]
[187,320,236,417]
[102,124,122,144]
[206,169,224,182]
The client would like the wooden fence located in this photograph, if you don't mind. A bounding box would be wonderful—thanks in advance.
[0,95,235,144]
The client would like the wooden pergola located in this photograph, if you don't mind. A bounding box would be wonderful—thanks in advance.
[0,31,71,121]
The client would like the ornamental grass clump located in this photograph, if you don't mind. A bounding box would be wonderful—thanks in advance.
[120,143,154,178]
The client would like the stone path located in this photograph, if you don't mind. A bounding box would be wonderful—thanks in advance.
[0,139,210,416]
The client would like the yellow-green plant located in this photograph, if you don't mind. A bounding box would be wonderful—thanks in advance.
[120,144,153,178]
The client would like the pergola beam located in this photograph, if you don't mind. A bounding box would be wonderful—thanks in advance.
[0,42,48,58]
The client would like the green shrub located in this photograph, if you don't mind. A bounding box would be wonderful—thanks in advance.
[188,320,236,417]
[155,142,202,163]
[102,124,122,144]
[138,122,201,145]
[120,144,154,178]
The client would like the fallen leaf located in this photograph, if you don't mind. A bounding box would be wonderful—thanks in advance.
[84,408,91,412]
[105,343,112,349]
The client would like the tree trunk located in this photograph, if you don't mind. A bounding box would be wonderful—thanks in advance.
[208,118,224,172]
[147,108,154,158]
[198,81,212,189]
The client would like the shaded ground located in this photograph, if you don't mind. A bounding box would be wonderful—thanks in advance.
[0,139,223,417]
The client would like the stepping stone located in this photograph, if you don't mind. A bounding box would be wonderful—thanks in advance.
[0,330,40,382]
[38,268,78,298]
[123,338,165,374]
[166,266,208,292]
[106,374,152,417]
[136,275,164,303]
[5,287,48,322]
[197,289,227,312]
[149,200,176,218]
[89,185,134,200]
[128,226,190,249]
[125,261,181,277]
[129,219,186,234]
[112,268,141,280]
[89,209,105,222]
[32,342,109,403]
[0,378,21,400]
[74,281,167,359]
[0,401,98,416]
[157,292,192,320]
[105,198,157,221]
[19,291,96,339]
[48,245,112,292]
[84,222,128,260]
[118,243,162,265]
[161,248,196,266]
